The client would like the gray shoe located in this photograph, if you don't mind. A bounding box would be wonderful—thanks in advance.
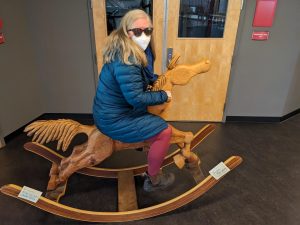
[143,172,175,192]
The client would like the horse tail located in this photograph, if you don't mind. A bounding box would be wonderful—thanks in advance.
[24,119,96,151]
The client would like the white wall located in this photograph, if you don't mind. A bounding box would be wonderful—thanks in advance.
[0,0,96,137]
[25,0,96,113]
[283,52,300,115]
[226,0,300,117]
[0,0,43,136]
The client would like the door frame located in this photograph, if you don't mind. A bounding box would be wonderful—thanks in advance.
[222,0,245,122]
[87,0,104,89]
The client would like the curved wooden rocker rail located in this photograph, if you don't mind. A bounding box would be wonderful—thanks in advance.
[23,124,216,178]
[1,156,242,222]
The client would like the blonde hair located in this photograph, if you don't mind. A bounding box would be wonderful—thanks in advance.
[102,9,152,66]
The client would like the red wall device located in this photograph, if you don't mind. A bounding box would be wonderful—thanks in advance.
[253,0,277,27]
[0,19,4,44]
[252,31,270,41]
[0,33,4,44]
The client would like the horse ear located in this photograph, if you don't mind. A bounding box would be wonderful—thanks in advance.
[167,53,180,70]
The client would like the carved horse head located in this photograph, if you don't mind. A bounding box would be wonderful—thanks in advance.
[148,54,211,115]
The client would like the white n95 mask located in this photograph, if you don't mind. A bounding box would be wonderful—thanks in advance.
[132,32,151,50]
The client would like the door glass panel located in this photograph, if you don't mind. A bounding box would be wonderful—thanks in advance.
[106,0,153,35]
[178,0,228,38]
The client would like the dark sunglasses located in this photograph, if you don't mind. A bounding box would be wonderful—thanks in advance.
[127,27,153,37]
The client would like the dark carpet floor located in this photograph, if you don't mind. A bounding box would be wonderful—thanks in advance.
[0,115,300,225]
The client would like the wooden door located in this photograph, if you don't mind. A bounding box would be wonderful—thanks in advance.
[91,0,241,121]
[160,0,242,121]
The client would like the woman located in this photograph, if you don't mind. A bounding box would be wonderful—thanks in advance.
[93,9,174,192]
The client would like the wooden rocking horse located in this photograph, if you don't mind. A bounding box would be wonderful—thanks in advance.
[0,55,243,222]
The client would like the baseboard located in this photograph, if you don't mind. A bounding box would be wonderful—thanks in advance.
[40,113,93,120]
[4,114,45,143]
[280,108,300,122]
[226,116,281,123]
[4,113,93,143]
[226,108,300,123]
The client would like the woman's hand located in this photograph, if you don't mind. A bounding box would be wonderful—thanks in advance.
[165,91,172,102]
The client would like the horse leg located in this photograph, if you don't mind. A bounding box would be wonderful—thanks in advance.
[168,125,205,182]
[168,124,202,167]
[57,129,113,184]
[59,141,88,172]
[169,124,193,154]
[47,143,88,191]
[185,152,205,183]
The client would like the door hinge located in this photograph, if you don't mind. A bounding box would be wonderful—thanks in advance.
[223,102,227,112]
[241,0,244,10]
[90,0,93,9]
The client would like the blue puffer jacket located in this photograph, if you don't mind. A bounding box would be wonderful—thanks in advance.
[93,58,168,143]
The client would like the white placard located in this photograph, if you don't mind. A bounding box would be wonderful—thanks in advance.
[18,186,42,203]
[209,162,230,180]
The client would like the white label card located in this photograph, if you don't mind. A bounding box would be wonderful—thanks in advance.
[209,162,230,180]
[18,186,42,203]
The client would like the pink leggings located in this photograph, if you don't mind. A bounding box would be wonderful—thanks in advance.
[146,125,172,176]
